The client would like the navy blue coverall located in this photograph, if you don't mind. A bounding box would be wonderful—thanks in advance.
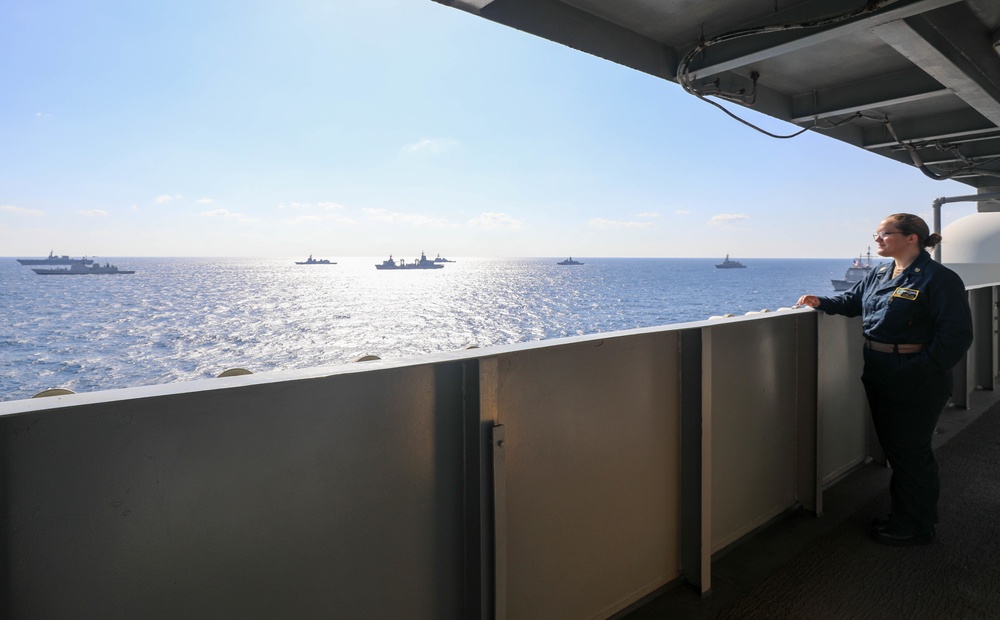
[815,249,973,536]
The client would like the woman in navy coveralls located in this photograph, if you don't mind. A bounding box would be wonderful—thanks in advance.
[797,213,973,546]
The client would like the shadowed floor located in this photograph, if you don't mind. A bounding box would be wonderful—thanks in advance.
[624,391,1000,619]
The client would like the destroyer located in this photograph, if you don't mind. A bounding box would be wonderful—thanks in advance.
[32,262,135,275]
[295,255,336,265]
[831,249,876,291]
[715,254,746,269]
[557,257,583,265]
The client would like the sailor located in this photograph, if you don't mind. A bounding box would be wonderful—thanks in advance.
[796,213,973,546]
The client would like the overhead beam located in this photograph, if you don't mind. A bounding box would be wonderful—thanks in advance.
[442,0,496,9]
[862,108,999,148]
[945,173,1000,182]
[790,67,949,122]
[434,0,678,81]
[864,150,1000,187]
[686,0,962,81]
[907,137,1000,165]
[872,5,1000,126]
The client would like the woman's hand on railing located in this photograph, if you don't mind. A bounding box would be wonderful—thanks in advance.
[795,295,821,308]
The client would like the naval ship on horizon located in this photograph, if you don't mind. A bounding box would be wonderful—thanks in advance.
[16,251,94,266]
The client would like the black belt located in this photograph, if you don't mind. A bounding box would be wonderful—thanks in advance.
[865,339,923,354]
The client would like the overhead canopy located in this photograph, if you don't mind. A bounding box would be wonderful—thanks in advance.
[434,0,1000,189]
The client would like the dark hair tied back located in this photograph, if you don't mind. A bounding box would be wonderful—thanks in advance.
[886,213,939,249]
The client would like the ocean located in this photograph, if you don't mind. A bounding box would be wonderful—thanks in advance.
[1,256,856,402]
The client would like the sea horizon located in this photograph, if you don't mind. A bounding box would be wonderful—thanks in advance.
[3,254,864,260]
[2,256,869,402]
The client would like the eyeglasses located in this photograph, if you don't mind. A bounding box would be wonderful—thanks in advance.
[872,231,905,241]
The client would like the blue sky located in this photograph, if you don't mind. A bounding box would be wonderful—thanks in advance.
[0,0,976,259]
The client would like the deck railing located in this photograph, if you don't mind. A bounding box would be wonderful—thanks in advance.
[1,285,997,619]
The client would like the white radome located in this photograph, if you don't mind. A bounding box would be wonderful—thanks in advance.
[942,211,1000,287]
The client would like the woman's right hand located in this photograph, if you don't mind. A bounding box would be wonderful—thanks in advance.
[796,295,821,308]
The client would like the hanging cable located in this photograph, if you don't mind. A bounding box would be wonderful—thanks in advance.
[676,0,902,139]
[676,0,1000,180]
[881,118,1000,180]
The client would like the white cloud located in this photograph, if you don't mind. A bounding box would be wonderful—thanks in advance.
[676,209,692,216]
[1,204,45,216]
[199,208,260,224]
[588,217,654,229]
[286,214,356,226]
[286,215,324,224]
[709,213,750,225]
[155,193,184,204]
[279,202,352,225]
[196,197,214,205]
[636,212,660,218]
[402,137,459,155]
[364,207,451,227]
[198,209,235,217]
[468,211,524,230]
[79,209,108,217]
[279,201,347,211]
[200,209,239,218]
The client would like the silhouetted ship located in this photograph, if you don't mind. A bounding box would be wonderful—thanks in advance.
[375,252,444,270]
[831,249,877,291]
[32,262,135,275]
[295,255,335,265]
[17,251,94,266]
[715,254,746,269]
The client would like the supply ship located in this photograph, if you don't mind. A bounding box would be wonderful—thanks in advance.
[375,251,444,270]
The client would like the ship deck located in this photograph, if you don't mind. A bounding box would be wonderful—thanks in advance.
[625,389,1000,619]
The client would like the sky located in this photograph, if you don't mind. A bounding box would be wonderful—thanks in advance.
[0,0,979,259]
